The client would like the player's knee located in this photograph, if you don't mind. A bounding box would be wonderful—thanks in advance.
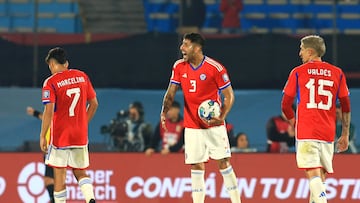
[73,169,88,181]
[191,163,205,170]
[43,176,54,186]
[217,158,230,169]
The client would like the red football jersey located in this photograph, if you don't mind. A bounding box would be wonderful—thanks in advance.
[159,118,184,151]
[170,56,231,129]
[283,61,349,142]
[42,69,96,148]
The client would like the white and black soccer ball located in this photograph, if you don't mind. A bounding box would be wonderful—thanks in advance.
[198,99,220,120]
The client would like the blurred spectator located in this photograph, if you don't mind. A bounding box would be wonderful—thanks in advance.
[231,132,257,153]
[145,101,184,156]
[101,101,153,152]
[27,106,42,120]
[220,0,243,34]
[180,0,206,30]
[266,111,295,153]
[336,103,357,153]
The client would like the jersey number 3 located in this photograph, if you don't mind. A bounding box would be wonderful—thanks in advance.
[66,87,81,117]
[189,80,196,92]
[305,78,334,110]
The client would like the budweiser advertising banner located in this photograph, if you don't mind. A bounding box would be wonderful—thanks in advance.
[0,153,359,203]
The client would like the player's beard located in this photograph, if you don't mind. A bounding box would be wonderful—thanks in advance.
[182,53,189,61]
[183,52,195,63]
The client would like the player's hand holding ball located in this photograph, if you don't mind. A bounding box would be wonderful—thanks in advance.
[198,99,222,126]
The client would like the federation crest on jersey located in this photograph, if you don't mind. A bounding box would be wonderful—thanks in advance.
[43,90,50,99]
[222,73,229,82]
[200,73,206,80]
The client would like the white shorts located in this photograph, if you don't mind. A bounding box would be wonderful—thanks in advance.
[184,125,231,164]
[45,145,89,169]
[296,140,334,173]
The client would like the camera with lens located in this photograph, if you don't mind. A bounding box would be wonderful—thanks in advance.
[100,104,148,152]
[101,110,129,137]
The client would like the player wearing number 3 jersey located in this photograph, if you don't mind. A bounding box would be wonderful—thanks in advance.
[281,35,351,203]
[40,47,98,203]
[161,33,241,203]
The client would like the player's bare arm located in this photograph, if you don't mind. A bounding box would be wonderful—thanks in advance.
[160,83,178,130]
[86,97,98,122]
[40,103,54,153]
[336,96,351,152]
[220,85,235,120]
[341,112,351,137]
[337,111,351,152]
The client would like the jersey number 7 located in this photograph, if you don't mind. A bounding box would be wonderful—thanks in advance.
[66,87,81,117]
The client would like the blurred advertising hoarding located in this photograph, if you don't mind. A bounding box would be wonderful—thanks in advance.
[0,153,359,203]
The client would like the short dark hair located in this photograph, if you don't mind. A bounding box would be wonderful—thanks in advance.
[45,47,67,64]
[183,33,205,48]
[129,101,144,117]
[236,132,247,139]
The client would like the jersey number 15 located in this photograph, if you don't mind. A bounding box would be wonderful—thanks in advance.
[305,78,334,110]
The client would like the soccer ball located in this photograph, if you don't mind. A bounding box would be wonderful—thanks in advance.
[198,99,221,120]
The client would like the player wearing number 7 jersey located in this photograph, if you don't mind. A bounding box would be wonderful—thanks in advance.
[40,47,98,203]
[281,35,351,203]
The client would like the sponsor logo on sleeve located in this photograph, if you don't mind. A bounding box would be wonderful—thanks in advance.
[222,73,229,82]
[42,90,50,99]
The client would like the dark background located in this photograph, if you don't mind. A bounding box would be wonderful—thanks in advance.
[1,33,359,89]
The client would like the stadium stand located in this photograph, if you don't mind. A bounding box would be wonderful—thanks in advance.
[144,0,179,32]
[240,0,267,33]
[0,0,81,33]
[202,0,221,33]
[78,0,146,33]
[143,0,360,34]
[1,0,360,34]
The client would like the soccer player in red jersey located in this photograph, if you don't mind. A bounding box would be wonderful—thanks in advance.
[39,47,98,203]
[281,35,351,203]
[161,33,241,203]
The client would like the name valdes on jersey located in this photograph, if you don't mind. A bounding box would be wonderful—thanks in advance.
[283,61,349,142]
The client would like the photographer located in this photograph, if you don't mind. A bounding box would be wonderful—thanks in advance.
[145,101,184,156]
[101,101,153,152]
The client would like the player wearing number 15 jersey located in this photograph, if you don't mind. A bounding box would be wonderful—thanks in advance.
[40,47,98,203]
[281,35,351,203]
